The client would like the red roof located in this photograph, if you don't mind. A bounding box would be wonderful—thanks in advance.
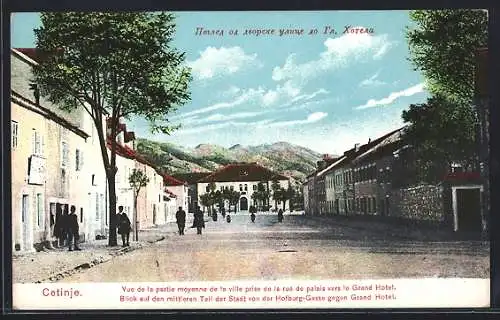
[198,162,289,183]
[164,188,177,198]
[443,171,481,181]
[163,174,186,186]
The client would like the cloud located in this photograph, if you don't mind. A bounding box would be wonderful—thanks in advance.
[355,83,425,110]
[272,30,393,85]
[187,46,261,80]
[174,81,325,119]
[261,80,302,106]
[359,71,386,87]
[187,111,267,125]
[266,112,328,128]
[174,87,266,118]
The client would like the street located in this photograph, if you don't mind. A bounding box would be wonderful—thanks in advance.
[60,214,489,282]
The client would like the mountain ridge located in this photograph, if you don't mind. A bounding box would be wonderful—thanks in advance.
[135,138,333,181]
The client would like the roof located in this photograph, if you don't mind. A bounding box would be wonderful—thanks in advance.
[163,174,186,186]
[197,162,289,183]
[164,188,177,198]
[13,48,64,63]
[171,172,213,184]
[352,127,406,164]
[316,156,348,177]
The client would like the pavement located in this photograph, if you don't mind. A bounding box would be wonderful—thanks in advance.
[50,213,490,283]
[12,225,171,284]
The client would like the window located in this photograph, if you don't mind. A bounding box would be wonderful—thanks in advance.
[239,184,243,191]
[230,185,234,191]
[75,149,83,171]
[61,141,69,168]
[100,194,105,225]
[11,121,18,149]
[244,184,248,191]
[373,197,377,214]
[206,186,210,193]
[253,185,257,191]
[95,193,100,221]
[61,169,67,194]
[32,129,43,155]
[36,193,43,227]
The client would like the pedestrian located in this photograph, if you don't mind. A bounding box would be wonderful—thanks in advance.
[53,204,63,248]
[176,206,186,235]
[221,207,226,219]
[118,212,132,247]
[278,208,284,223]
[194,206,205,235]
[226,214,231,223]
[68,205,82,251]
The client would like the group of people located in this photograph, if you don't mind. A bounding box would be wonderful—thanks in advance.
[53,205,81,251]
[175,206,206,235]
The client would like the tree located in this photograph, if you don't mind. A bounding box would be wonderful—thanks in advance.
[33,13,191,246]
[276,186,294,211]
[228,190,241,213]
[270,179,281,210]
[407,9,487,105]
[404,10,486,180]
[199,193,213,215]
[402,95,478,182]
[129,168,150,241]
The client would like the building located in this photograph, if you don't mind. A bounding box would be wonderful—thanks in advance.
[163,174,189,217]
[197,163,289,212]
[11,48,107,251]
[351,128,405,216]
[171,172,212,213]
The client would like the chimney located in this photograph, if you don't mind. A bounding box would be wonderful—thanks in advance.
[354,143,360,152]
[368,138,371,143]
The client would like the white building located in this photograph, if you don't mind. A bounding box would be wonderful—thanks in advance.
[196,163,289,213]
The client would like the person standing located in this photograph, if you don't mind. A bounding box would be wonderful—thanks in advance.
[118,212,132,247]
[278,208,284,223]
[194,206,205,235]
[68,205,82,251]
[176,206,186,235]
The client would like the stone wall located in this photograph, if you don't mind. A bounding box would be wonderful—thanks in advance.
[390,184,445,223]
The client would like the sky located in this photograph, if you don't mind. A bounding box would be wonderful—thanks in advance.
[11,11,428,155]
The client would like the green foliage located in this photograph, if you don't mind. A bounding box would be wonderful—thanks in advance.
[402,95,478,182]
[34,12,191,135]
[129,168,150,193]
[407,9,487,105]
[403,10,485,182]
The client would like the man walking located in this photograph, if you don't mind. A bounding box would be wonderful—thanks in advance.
[194,206,205,235]
[176,206,186,235]
[68,205,82,251]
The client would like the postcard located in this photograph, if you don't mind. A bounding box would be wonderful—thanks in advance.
[9,9,490,310]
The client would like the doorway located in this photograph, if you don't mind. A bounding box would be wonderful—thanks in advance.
[453,186,482,234]
[21,194,30,251]
[240,197,248,211]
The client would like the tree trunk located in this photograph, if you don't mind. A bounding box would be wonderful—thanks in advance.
[133,195,138,241]
[107,173,118,246]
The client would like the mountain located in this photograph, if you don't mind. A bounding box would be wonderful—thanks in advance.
[135,139,330,181]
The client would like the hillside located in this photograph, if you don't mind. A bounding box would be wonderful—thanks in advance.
[135,139,328,181]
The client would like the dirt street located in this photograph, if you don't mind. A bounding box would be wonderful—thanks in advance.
[60,214,490,282]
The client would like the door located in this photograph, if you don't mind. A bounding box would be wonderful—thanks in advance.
[153,204,157,225]
[240,197,248,211]
[21,195,30,250]
[456,188,482,234]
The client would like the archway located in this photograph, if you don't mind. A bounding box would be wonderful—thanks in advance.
[240,197,248,211]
